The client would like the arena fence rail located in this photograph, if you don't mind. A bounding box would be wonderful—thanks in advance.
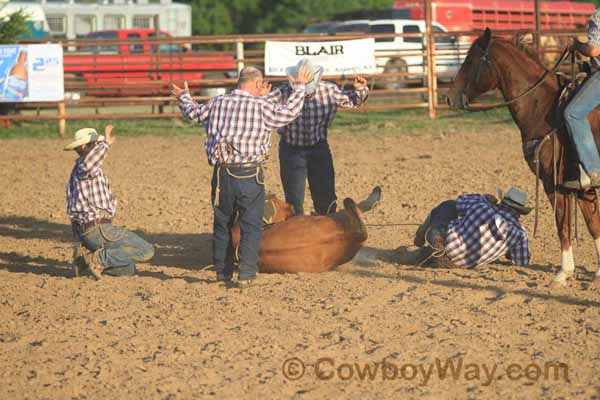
[4,29,586,135]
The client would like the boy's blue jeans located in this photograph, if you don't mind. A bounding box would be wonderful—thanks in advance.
[78,223,154,276]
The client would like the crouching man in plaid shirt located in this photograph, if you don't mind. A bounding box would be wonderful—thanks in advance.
[65,125,155,279]
[266,59,369,215]
[171,66,310,286]
[397,187,531,268]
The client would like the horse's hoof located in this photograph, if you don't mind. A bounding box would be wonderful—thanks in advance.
[591,272,600,287]
[550,271,572,287]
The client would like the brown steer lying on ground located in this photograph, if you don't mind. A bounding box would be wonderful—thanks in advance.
[231,187,382,273]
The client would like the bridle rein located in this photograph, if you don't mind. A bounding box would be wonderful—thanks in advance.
[462,39,571,112]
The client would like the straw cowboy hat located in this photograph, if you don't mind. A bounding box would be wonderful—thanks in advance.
[63,128,104,151]
[497,187,532,215]
[286,58,324,94]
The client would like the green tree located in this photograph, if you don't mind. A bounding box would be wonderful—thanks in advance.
[0,10,29,123]
[181,0,392,35]
[0,10,29,44]
[256,0,392,34]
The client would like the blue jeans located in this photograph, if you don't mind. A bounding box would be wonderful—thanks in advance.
[564,71,600,174]
[211,165,264,281]
[78,223,154,276]
[279,140,337,215]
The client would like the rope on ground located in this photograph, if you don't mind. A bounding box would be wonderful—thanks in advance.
[364,223,421,227]
[418,226,446,267]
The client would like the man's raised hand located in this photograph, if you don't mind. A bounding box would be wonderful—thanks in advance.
[260,80,272,96]
[293,65,311,85]
[354,76,368,90]
[170,81,189,98]
[104,124,115,146]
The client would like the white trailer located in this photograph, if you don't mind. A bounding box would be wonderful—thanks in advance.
[37,0,191,40]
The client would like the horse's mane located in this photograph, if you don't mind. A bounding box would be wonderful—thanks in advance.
[490,36,548,71]
[517,42,545,65]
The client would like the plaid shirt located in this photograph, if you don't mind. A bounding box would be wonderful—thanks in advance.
[66,141,116,225]
[177,84,307,165]
[589,8,600,47]
[267,81,369,146]
[444,194,530,268]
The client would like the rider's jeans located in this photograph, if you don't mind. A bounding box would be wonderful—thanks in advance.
[564,70,600,174]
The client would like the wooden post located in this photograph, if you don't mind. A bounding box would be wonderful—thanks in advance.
[154,15,161,100]
[236,40,245,73]
[425,0,437,119]
[534,0,541,52]
[58,101,66,137]
[92,40,98,111]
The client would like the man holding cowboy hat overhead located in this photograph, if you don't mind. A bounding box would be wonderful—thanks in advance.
[265,58,369,215]
[397,187,531,268]
[65,124,154,279]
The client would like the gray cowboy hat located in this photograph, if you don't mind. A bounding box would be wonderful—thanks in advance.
[64,128,104,151]
[286,58,324,94]
[497,187,532,215]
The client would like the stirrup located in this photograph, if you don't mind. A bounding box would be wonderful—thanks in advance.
[562,164,591,190]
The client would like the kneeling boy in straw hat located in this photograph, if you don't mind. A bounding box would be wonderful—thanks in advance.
[397,187,531,268]
[65,124,154,279]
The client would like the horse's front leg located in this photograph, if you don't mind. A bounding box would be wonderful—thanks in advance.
[576,189,600,281]
[550,191,575,285]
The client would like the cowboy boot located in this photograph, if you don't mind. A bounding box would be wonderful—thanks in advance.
[82,249,104,280]
[562,164,596,190]
[72,243,88,277]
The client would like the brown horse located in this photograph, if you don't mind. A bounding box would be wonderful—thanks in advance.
[447,28,600,285]
[231,187,381,273]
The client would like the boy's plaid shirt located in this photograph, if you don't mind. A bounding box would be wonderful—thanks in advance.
[66,141,116,225]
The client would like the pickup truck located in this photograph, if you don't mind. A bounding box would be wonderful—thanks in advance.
[304,19,461,89]
[63,29,236,97]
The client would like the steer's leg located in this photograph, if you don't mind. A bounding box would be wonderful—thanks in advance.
[552,191,575,285]
[343,198,367,242]
[357,186,382,213]
[576,188,600,280]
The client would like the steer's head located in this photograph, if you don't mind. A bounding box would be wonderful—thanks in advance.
[264,194,295,224]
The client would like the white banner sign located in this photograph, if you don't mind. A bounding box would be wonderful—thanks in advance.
[0,44,64,102]
[264,39,376,76]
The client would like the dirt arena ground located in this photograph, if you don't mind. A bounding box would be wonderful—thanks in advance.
[1,124,599,400]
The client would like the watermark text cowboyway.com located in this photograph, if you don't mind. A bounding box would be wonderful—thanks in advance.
[281,357,569,385]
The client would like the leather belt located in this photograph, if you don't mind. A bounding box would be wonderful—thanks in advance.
[218,162,260,168]
[73,218,112,234]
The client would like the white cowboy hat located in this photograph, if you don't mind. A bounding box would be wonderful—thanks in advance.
[63,128,104,151]
[497,186,532,215]
[286,58,324,94]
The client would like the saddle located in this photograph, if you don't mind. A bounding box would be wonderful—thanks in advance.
[550,62,600,187]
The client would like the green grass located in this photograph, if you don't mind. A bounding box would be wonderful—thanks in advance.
[0,106,517,139]
[332,107,516,136]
